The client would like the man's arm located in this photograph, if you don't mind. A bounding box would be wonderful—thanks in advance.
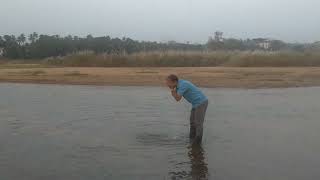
[171,88,182,102]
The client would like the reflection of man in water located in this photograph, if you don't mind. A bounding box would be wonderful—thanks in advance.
[166,74,208,144]
[169,144,209,180]
[189,145,208,180]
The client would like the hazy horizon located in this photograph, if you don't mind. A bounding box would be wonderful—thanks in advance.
[1,0,319,43]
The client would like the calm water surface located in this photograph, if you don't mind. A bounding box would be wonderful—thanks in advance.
[0,83,319,180]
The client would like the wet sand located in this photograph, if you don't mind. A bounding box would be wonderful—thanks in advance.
[1,67,320,88]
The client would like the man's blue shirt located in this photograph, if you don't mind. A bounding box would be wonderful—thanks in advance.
[176,79,208,108]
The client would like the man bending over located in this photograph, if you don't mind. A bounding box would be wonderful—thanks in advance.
[166,74,208,145]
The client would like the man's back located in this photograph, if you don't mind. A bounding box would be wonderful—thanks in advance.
[176,79,207,108]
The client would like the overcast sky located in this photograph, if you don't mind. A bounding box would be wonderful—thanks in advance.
[1,0,319,43]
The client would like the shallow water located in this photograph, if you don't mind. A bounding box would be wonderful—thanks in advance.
[0,83,320,180]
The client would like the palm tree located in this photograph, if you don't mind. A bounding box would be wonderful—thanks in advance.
[28,32,38,43]
[17,34,26,45]
[0,36,4,47]
[3,35,15,43]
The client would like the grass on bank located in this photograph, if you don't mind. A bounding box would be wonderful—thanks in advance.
[2,51,320,67]
[0,59,51,69]
[6,70,46,76]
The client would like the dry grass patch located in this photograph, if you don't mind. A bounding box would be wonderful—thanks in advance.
[7,70,46,76]
[63,71,89,76]
[43,51,320,67]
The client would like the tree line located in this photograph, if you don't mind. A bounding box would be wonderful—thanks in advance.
[0,33,203,59]
[0,32,317,60]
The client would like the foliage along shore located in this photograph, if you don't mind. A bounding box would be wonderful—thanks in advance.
[1,32,319,60]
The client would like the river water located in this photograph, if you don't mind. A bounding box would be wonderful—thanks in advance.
[0,83,319,180]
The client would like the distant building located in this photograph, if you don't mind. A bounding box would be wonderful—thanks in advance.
[253,38,271,50]
[310,41,320,50]
[167,40,177,45]
[214,31,224,42]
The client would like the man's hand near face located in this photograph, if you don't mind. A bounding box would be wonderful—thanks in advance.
[171,87,182,102]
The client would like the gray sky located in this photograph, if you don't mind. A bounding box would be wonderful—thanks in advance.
[1,0,319,43]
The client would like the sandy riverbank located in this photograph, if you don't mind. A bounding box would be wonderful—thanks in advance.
[1,67,320,88]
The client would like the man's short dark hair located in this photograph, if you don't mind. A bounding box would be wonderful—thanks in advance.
[167,74,179,82]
